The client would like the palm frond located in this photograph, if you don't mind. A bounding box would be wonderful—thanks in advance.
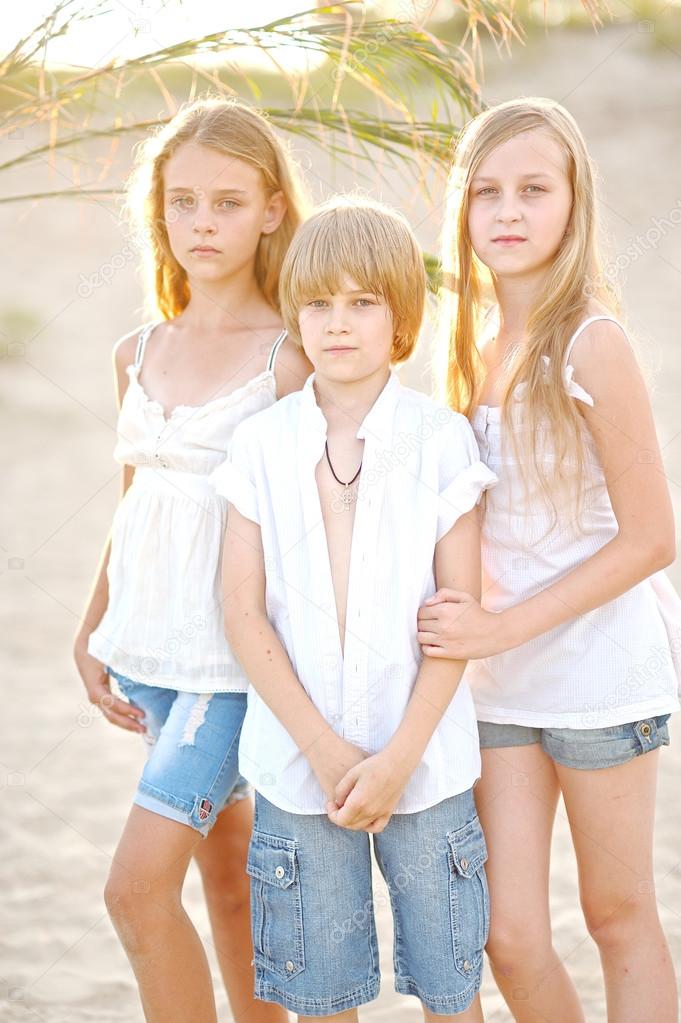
[0,1,602,206]
[0,2,494,204]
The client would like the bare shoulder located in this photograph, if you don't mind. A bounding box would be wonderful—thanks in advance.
[274,335,313,399]
[570,310,637,373]
[112,326,144,372]
[569,311,648,412]
[112,325,148,407]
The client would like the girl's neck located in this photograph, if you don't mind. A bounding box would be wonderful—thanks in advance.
[492,270,546,352]
[180,264,273,334]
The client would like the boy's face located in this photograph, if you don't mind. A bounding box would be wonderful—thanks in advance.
[297,275,394,384]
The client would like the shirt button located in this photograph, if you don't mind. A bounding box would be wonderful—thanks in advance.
[460,858,469,870]
[463,960,472,972]
[275,866,285,879]
[285,960,295,972]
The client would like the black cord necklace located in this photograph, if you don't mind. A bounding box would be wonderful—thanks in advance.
[325,441,362,508]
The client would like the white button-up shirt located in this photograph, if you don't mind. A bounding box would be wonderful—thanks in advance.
[210,371,497,814]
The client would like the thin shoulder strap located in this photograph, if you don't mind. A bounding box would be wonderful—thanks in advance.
[133,321,158,369]
[564,314,627,366]
[266,328,288,373]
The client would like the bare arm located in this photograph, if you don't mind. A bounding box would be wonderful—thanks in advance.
[328,506,482,832]
[502,319,675,644]
[419,319,676,659]
[72,330,145,732]
[222,505,367,801]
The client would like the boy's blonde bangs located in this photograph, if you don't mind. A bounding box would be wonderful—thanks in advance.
[280,199,426,363]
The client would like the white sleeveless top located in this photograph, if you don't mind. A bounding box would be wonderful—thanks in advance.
[87,322,288,692]
[465,315,681,728]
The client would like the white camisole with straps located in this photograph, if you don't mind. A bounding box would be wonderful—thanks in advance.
[88,322,288,693]
[465,314,681,728]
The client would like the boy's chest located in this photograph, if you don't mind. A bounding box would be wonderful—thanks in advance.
[314,456,360,652]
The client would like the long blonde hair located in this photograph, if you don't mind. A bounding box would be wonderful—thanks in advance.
[439,97,619,521]
[126,96,307,319]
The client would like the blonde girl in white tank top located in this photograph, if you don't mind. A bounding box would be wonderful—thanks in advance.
[73,99,311,1023]
[419,99,680,1021]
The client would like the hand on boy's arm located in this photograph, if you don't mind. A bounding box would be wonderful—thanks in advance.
[418,503,500,659]
[418,589,507,660]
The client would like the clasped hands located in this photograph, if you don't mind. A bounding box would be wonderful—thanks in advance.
[309,735,409,835]
[312,587,504,834]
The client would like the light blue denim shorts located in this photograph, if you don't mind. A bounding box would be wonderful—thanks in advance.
[247,786,489,1017]
[107,667,250,837]
[477,714,671,769]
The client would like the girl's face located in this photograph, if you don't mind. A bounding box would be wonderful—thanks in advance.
[467,129,573,281]
[298,274,394,385]
[162,141,286,282]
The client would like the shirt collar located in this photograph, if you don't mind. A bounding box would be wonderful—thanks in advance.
[299,369,401,447]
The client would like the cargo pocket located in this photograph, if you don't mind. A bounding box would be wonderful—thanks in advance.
[246,829,305,981]
[446,815,490,980]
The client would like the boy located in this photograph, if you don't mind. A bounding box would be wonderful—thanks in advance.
[210,198,497,1021]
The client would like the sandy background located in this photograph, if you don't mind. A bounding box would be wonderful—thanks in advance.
[2,13,681,1022]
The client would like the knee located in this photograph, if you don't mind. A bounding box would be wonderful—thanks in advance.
[103,871,163,933]
[104,872,131,920]
[196,838,250,916]
[199,859,250,917]
[582,890,658,950]
[486,916,554,976]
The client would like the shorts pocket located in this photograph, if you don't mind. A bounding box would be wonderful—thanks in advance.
[246,829,305,982]
[446,815,490,980]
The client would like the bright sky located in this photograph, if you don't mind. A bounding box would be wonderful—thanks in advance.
[8,0,374,70]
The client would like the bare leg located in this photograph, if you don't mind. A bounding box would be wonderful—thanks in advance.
[557,749,678,1022]
[475,745,585,1022]
[193,796,287,1022]
[104,804,217,1023]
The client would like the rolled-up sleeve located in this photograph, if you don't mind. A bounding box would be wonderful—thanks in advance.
[208,423,260,524]
[437,413,497,542]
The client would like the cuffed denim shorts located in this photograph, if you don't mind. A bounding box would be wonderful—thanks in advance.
[477,714,671,769]
[106,667,250,837]
[247,786,489,1017]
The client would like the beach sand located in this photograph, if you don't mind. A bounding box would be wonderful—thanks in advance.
[2,20,680,1022]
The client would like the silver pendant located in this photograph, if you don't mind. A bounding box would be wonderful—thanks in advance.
[340,485,356,508]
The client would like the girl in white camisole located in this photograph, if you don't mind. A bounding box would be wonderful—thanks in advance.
[87,319,287,691]
[421,99,680,1020]
[73,98,309,1023]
